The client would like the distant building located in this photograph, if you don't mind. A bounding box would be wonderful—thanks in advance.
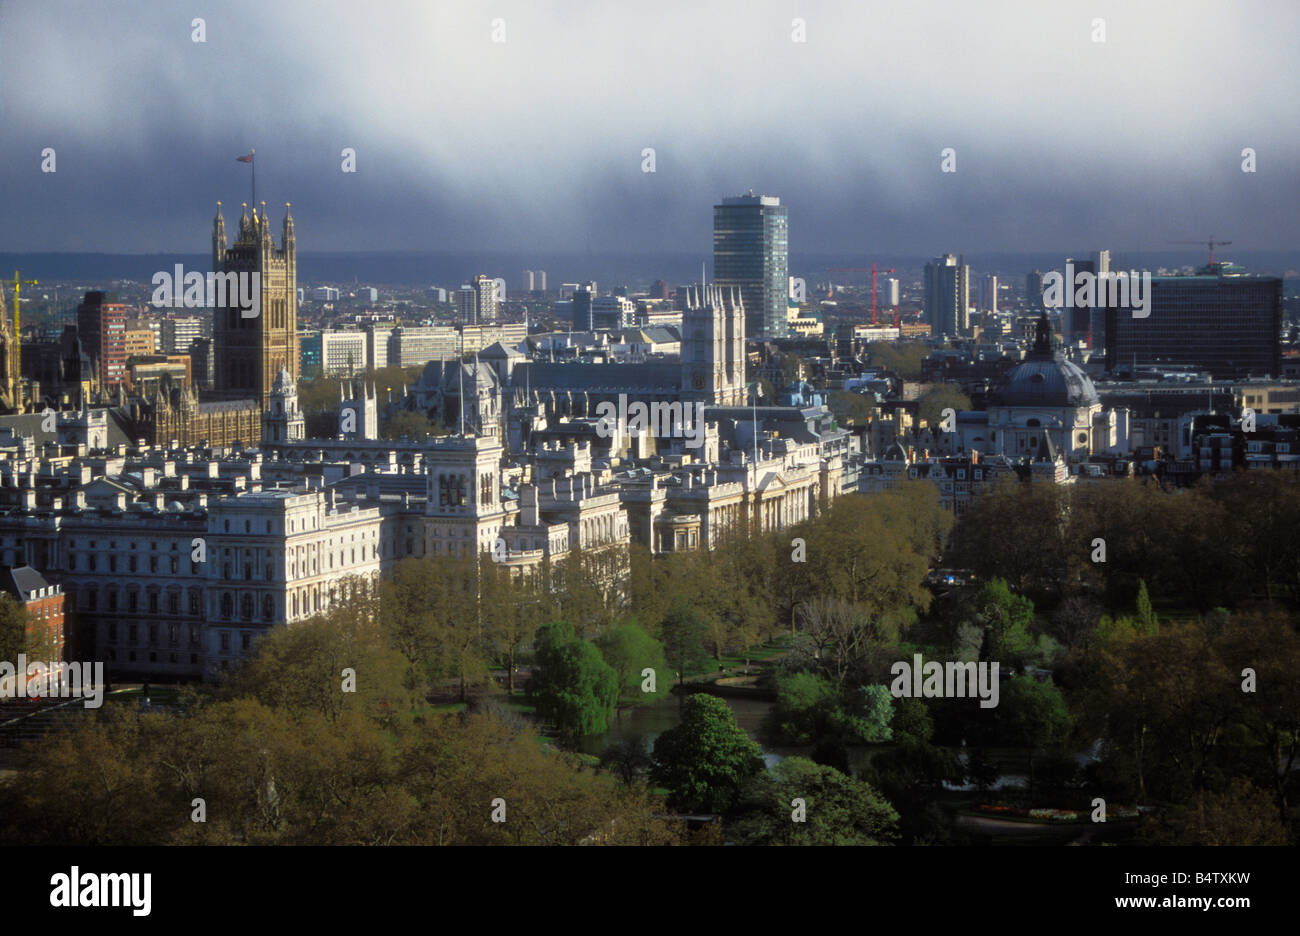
[978,274,998,313]
[474,274,499,323]
[457,286,478,324]
[77,291,129,390]
[160,314,207,354]
[924,254,970,337]
[1105,269,1283,379]
[124,328,156,358]
[1027,271,1045,310]
[320,329,367,376]
[366,325,392,370]
[357,287,378,303]
[714,193,789,339]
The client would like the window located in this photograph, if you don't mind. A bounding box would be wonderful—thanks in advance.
[221,593,233,618]
[221,631,230,651]
[263,594,274,619]
[242,594,254,619]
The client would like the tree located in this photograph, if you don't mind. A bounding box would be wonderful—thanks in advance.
[996,675,1072,797]
[916,383,972,431]
[596,621,669,706]
[829,390,874,428]
[381,409,443,441]
[529,621,619,742]
[599,736,653,786]
[651,694,764,813]
[226,587,412,727]
[973,578,1036,667]
[658,602,709,691]
[729,756,899,845]
[0,593,26,665]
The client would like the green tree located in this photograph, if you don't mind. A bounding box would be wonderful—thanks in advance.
[829,390,874,427]
[0,593,26,665]
[729,756,899,845]
[651,694,764,813]
[596,621,669,705]
[973,578,1036,666]
[658,602,709,690]
[917,383,972,431]
[529,621,619,741]
[996,675,1072,797]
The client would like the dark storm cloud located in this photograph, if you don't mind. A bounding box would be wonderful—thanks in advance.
[1,0,1296,255]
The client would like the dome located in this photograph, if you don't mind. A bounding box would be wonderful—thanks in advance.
[989,313,1099,408]
[990,358,1099,408]
[272,366,294,394]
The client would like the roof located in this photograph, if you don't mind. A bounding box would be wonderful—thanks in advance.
[0,565,56,602]
[0,408,135,448]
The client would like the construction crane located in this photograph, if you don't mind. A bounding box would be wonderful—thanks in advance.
[1168,237,1232,265]
[825,263,896,325]
[7,271,37,414]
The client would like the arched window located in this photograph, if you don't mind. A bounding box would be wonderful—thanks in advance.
[242,594,254,619]
[221,592,233,618]
[262,594,274,619]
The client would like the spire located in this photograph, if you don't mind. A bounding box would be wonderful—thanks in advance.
[282,202,295,254]
[1032,311,1053,357]
[212,201,227,268]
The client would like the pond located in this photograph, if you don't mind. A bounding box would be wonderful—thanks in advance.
[578,694,804,767]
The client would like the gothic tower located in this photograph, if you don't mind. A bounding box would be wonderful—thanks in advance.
[264,365,305,445]
[211,201,298,410]
[679,283,746,406]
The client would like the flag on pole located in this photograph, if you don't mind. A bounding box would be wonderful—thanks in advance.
[236,152,254,163]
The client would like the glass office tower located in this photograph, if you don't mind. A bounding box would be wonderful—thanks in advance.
[713,193,789,340]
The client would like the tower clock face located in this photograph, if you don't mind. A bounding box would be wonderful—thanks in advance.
[692,374,706,390]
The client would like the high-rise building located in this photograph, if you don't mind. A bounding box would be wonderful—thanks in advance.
[880,277,900,309]
[1104,270,1282,379]
[366,325,392,370]
[457,286,477,325]
[713,193,789,339]
[535,270,548,293]
[1027,271,1045,310]
[211,200,299,410]
[161,314,207,354]
[572,282,596,331]
[76,291,129,389]
[978,274,998,313]
[924,254,970,337]
[474,274,500,323]
[520,270,535,293]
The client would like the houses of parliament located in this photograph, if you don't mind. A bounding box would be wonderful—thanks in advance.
[1,201,298,448]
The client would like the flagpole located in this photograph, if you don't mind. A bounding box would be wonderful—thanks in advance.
[251,148,256,210]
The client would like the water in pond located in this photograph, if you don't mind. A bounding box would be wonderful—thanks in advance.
[578,694,804,767]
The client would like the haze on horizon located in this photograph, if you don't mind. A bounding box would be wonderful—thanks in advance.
[2,0,1297,258]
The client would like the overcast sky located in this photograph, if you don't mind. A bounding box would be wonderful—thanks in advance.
[2,0,1297,257]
